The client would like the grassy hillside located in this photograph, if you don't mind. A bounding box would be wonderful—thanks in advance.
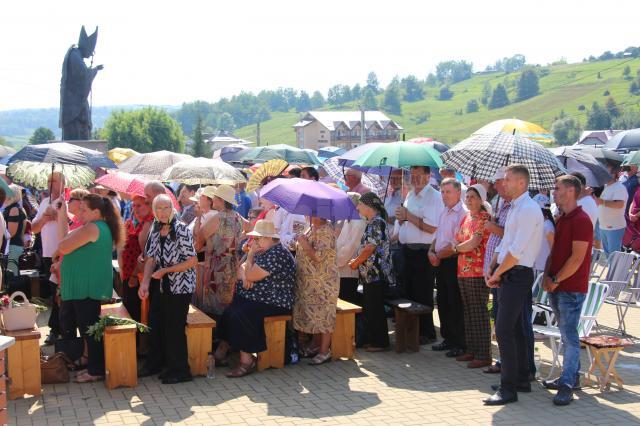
[235,58,640,146]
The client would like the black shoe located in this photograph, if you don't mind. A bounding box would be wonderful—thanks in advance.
[138,367,162,378]
[445,348,465,358]
[491,383,531,393]
[432,341,451,351]
[44,334,58,346]
[158,369,169,380]
[419,336,437,345]
[162,374,193,385]
[483,388,518,405]
[553,385,574,406]
[542,377,581,390]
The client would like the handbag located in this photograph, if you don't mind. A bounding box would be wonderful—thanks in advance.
[19,249,41,271]
[40,352,73,384]
[1,291,38,331]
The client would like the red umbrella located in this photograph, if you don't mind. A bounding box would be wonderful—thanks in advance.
[95,171,180,210]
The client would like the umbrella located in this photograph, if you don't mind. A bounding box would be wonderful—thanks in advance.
[549,146,611,187]
[161,157,246,185]
[260,178,359,221]
[352,141,443,170]
[108,147,139,164]
[95,171,180,209]
[118,150,192,179]
[561,146,624,167]
[441,133,565,190]
[8,142,116,170]
[407,138,449,153]
[473,118,554,144]
[317,146,346,159]
[337,142,391,175]
[213,144,250,162]
[322,158,387,198]
[604,128,640,152]
[0,145,16,158]
[7,161,96,189]
[622,151,640,167]
[235,144,321,165]
[246,159,288,193]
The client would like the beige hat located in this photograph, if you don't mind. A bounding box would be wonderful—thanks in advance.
[246,219,280,239]
[213,184,238,206]
[189,186,217,202]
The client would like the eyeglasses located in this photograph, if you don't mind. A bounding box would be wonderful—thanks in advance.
[69,197,81,202]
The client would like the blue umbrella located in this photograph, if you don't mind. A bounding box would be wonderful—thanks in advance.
[8,142,116,169]
[318,146,346,159]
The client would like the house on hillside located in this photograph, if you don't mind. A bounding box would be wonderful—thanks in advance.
[575,130,623,146]
[292,111,403,150]
[202,130,252,151]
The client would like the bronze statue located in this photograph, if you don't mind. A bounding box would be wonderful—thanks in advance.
[59,26,103,140]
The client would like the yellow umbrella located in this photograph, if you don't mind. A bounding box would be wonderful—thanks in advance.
[473,118,554,144]
[108,147,139,164]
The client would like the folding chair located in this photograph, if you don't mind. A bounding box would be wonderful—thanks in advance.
[589,248,607,281]
[605,267,640,335]
[531,274,553,325]
[533,281,610,380]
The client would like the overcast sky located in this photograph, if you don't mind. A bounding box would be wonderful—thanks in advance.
[1,0,638,110]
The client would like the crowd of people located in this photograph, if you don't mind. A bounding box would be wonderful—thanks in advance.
[0,156,636,406]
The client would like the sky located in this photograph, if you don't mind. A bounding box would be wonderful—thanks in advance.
[1,0,639,111]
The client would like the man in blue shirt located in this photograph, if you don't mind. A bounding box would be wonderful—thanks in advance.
[234,172,252,219]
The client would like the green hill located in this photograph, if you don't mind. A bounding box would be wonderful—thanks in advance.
[235,58,640,146]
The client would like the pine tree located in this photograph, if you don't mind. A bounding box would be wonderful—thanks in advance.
[361,87,378,110]
[488,84,510,109]
[516,69,539,101]
[192,115,206,157]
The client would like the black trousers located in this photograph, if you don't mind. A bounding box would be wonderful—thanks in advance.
[67,298,104,376]
[495,267,534,391]
[339,277,361,306]
[41,257,60,335]
[435,257,465,348]
[122,278,142,322]
[402,246,436,339]
[362,280,390,348]
[59,300,78,339]
[144,280,164,371]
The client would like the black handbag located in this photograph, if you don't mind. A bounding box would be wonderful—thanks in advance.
[19,249,41,271]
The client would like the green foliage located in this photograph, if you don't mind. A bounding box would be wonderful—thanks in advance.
[191,115,207,157]
[361,87,378,110]
[485,54,526,73]
[466,99,479,113]
[296,91,311,113]
[103,107,185,152]
[612,109,640,129]
[87,315,150,342]
[586,101,611,129]
[366,72,380,94]
[351,84,362,100]
[0,136,7,146]
[310,91,325,109]
[488,84,510,109]
[328,84,352,106]
[29,127,55,145]
[413,111,431,124]
[623,65,631,79]
[383,79,402,115]
[217,112,235,132]
[436,60,473,83]
[603,89,610,96]
[516,68,540,101]
[551,114,581,145]
[426,73,437,87]
[438,86,454,100]
[481,81,492,106]
[402,75,425,102]
[630,80,640,95]
[605,97,621,118]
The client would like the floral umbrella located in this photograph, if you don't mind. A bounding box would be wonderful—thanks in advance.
[160,157,246,185]
[7,161,96,189]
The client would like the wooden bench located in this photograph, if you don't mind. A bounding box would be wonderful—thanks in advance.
[186,304,216,376]
[111,260,123,298]
[257,315,291,372]
[332,299,362,360]
[4,327,41,400]
[386,299,433,353]
[101,303,137,389]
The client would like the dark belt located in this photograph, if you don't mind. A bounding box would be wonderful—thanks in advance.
[497,264,532,272]
[403,243,430,251]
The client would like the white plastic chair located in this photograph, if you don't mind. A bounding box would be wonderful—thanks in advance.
[605,266,640,335]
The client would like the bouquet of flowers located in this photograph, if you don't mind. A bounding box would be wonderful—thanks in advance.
[0,294,47,313]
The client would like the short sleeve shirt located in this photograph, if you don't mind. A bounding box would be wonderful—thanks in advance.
[598,182,628,230]
[237,242,296,309]
[455,211,491,278]
[358,216,393,284]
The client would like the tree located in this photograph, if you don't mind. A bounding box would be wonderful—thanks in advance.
[310,91,325,108]
[586,102,611,129]
[103,107,185,152]
[623,65,632,79]
[488,83,510,109]
[361,87,378,110]
[366,72,380,94]
[426,73,437,87]
[605,97,621,118]
[0,136,7,146]
[327,85,347,106]
[630,81,640,96]
[296,91,312,112]
[613,109,640,129]
[481,81,492,106]
[283,88,298,110]
[551,114,581,145]
[351,84,362,100]
[383,80,402,115]
[466,99,479,113]
[438,86,453,100]
[217,112,236,132]
[435,60,473,83]
[29,127,55,145]
[516,68,539,101]
[191,115,207,157]
[402,75,425,102]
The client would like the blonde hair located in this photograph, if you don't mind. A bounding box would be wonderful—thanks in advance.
[6,184,22,205]
[70,188,90,200]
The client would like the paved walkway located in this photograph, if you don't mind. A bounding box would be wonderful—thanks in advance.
[9,303,640,425]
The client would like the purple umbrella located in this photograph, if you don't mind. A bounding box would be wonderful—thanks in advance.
[260,178,360,221]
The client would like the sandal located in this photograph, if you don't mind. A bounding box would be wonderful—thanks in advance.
[74,371,104,383]
[299,345,320,358]
[483,364,501,374]
[73,355,89,371]
[309,351,332,366]
[225,357,256,378]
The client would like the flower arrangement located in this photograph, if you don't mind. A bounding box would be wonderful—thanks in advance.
[87,315,150,341]
[0,294,47,313]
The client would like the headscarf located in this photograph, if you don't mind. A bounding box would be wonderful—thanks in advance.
[359,191,388,221]
[152,194,178,239]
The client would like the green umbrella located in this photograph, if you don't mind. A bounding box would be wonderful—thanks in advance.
[351,141,443,170]
[235,144,321,165]
[0,175,14,197]
[622,151,640,166]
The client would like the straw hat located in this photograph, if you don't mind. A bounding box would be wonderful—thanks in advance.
[189,186,217,202]
[246,219,280,239]
[213,184,238,206]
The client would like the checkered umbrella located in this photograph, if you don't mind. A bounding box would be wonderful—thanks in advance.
[321,157,386,198]
[441,133,566,190]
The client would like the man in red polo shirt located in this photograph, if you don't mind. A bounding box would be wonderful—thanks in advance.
[543,175,593,406]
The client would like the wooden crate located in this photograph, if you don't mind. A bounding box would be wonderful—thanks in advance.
[186,305,216,376]
[4,328,41,400]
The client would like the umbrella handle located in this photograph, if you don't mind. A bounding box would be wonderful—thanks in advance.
[49,163,55,203]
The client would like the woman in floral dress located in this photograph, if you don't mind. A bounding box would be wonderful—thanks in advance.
[452,184,492,368]
[293,215,339,365]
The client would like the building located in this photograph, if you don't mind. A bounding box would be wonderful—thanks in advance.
[292,111,403,150]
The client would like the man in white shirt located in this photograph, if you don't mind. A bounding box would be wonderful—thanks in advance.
[395,166,444,343]
[596,166,628,254]
[428,178,467,356]
[484,164,543,406]
[32,171,66,345]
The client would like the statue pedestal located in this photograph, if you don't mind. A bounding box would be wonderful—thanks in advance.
[49,139,108,154]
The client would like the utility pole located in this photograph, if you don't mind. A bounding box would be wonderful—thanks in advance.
[256,121,261,146]
[360,105,366,146]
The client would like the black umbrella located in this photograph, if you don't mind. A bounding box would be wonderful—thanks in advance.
[562,146,623,167]
[8,142,116,169]
[549,147,611,187]
[604,128,640,151]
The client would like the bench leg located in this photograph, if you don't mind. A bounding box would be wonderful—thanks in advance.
[258,320,286,372]
[394,308,406,353]
[186,326,213,376]
[7,339,41,400]
[29,277,40,299]
[104,331,137,389]
[405,314,420,352]
[332,312,355,360]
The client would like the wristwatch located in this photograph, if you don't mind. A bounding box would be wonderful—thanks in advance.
[452,244,458,254]
[551,275,558,285]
